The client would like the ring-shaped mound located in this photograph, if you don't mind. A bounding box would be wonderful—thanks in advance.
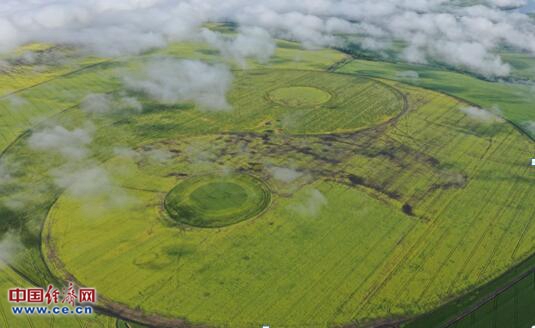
[226,70,405,134]
[164,174,271,228]
[267,86,332,108]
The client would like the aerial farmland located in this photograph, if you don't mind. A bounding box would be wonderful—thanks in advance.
[0,1,534,328]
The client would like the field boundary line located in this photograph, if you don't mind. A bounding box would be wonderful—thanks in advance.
[0,59,113,101]
[438,263,535,328]
[347,71,535,144]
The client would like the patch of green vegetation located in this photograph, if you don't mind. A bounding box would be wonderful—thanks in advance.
[501,51,535,81]
[227,70,403,134]
[0,43,107,96]
[406,252,535,328]
[336,59,535,134]
[119,69,403,136]
[164,174,271,228]
[152,39,348,71]
[268,86,332,108]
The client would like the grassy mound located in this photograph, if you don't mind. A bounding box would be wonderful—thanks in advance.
[267,86,332,108]
[164,174,271,228]
[224,70,403,134]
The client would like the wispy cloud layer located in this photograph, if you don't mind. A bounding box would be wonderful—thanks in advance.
[460,106,504,123]
[291,189,328,218]
[0,1,535,76]
[201,26,276,66]
[28,125,93,160]
[123,59,233,110]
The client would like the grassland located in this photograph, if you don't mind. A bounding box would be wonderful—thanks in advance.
[407,252,535,328]
[335,59,535,132]
[0,40,349,327]
[0,36,534,328]
[41,71,535,326]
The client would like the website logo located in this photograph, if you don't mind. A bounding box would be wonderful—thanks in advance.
[7,282,96,315]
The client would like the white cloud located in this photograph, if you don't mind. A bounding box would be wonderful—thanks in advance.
[144,148,174,163]
[119,96,143,112]
[0,1,535,77]
[268,166,303,182]
[0,232,22,264]
[396,70,420,79]
[113,147,141,159]
[460,106,504,123]
[429,41,511,77]
[0,59,10,72]
[487,0,527,9]
[291,189,328,218]
[53,166,110,198]
[183,141,218,164]
[81,93,143,114]
[0,161,11,184]
[123,59,233,110]
[81,93,112,114]
[202,26,276,66]
[7,95,27,108]
[51,165,136,212]
[0,18,18,52]
[522,121,535,134]
[28,125,93,160]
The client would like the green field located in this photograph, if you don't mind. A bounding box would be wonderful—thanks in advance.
[407,253,535,328]
[0,36,534,328]
[335,59,535,131]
